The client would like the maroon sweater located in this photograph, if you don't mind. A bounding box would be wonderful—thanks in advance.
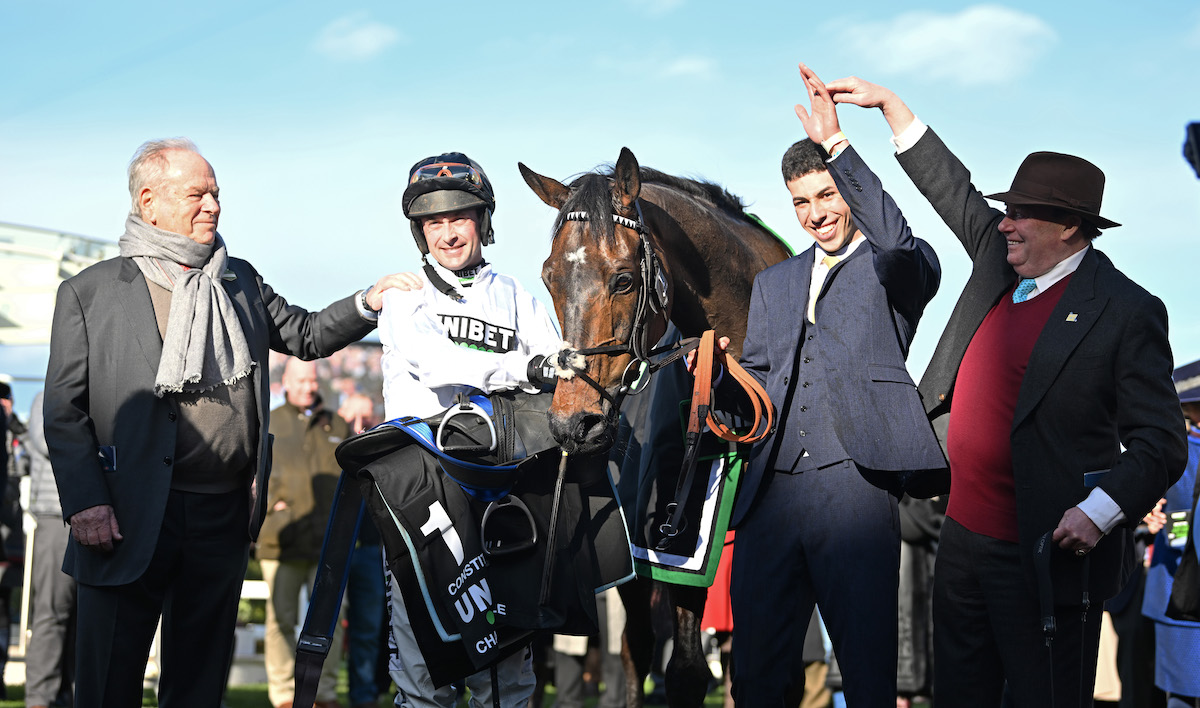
[945,276,1072,542]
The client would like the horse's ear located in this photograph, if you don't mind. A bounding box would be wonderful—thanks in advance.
[613,147,641,209]
[519,162,570,210]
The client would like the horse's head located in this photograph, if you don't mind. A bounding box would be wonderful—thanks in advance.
[519,148,672,456]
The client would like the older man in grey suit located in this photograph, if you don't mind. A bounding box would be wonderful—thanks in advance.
[824,76,1186,707]
[44,138,402,708]
[695,64,945,706]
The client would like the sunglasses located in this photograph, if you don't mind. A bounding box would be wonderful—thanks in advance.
[409,162,484,187]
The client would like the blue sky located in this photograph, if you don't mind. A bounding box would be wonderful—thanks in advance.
[2,1,1200,413]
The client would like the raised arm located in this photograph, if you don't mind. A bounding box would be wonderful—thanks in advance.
[794,62,849,153]
[822,75,916,138]
[824,74,1006,267]
[796,64,940,323]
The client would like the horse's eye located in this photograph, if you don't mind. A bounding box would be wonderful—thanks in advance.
[612,272,635,294]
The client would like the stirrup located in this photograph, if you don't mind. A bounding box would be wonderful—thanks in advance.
[480,496,538,557]
[437,399,498,455]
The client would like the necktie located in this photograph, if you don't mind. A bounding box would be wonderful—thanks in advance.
[808,255,843,323]
[1012,278,1037,303]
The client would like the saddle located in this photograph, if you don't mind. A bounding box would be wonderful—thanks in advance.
[294,390,633,706]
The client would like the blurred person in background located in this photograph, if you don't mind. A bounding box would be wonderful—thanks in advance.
[259,358,350,708]
[1141,359,1200,707]
[23,390,77,708]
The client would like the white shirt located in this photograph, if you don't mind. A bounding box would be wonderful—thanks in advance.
[378,260,562,420]
[1016,246,1089,301]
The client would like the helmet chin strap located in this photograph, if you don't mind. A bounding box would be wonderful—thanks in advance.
[422,255,464,302]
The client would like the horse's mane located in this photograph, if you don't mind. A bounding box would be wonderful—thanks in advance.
[552,165,751,244]
[637,167,748,217]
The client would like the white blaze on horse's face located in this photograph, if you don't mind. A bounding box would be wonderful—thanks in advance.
[565,246,587,264]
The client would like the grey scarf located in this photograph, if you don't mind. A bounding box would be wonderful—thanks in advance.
[118,215,254,396]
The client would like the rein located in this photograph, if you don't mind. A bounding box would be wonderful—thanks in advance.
[551,336,698,423]
[657,329,773,546]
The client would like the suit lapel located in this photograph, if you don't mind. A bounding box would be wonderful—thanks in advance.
[791,245,815,310]
[784,248,815,363]
[1012,250,1107,429]
[116,258,163,375]
[221,263,270,423]
[221,265,260,354]
[800,239,866,329]
[818,238,867,298]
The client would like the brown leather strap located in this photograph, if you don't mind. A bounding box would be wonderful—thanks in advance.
[658,330,774,548]
[689,329,773,444]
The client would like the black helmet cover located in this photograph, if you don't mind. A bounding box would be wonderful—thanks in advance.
[402,152,496,253]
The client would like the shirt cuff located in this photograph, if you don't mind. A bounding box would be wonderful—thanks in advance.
[1077,488,1126,535]
[354,289,380,323]
[889,117,928,154]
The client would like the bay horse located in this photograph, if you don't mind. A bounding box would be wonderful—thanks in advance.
[519,148,792,707]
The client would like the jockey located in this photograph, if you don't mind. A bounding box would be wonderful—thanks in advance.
[375,151,562,707]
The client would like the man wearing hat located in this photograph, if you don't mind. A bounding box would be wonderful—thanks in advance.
[825,77,1186,707]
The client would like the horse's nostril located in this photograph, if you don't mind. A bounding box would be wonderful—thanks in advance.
[573,414,607,443]
[549,412,613,455]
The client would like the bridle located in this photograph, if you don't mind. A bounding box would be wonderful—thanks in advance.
[550,199,698,423]
[548,197,774,546]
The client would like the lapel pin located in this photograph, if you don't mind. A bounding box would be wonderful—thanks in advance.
[1066,312,1078,322]
[221,270,237,281]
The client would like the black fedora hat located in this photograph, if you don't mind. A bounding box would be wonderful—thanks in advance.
[985,151,1120,229]
[1175,358,1200,404]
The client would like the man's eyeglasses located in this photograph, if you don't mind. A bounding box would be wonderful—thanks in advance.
[409,162,485,187]
[1004,206,1039,221]
[1004,204,1069,223]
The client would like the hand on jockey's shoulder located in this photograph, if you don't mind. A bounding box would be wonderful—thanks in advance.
[389,272,425,291]
[365,272,425,310]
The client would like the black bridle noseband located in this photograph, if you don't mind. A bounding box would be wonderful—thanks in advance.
[552,200,697,424]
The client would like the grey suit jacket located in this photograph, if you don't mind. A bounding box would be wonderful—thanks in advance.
[899,128,1186,602]
[731,145,945,524]
[44,255,375,586]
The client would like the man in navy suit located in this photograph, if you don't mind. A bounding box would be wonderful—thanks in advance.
[823,75,1186,707]
[696,63,945,706]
